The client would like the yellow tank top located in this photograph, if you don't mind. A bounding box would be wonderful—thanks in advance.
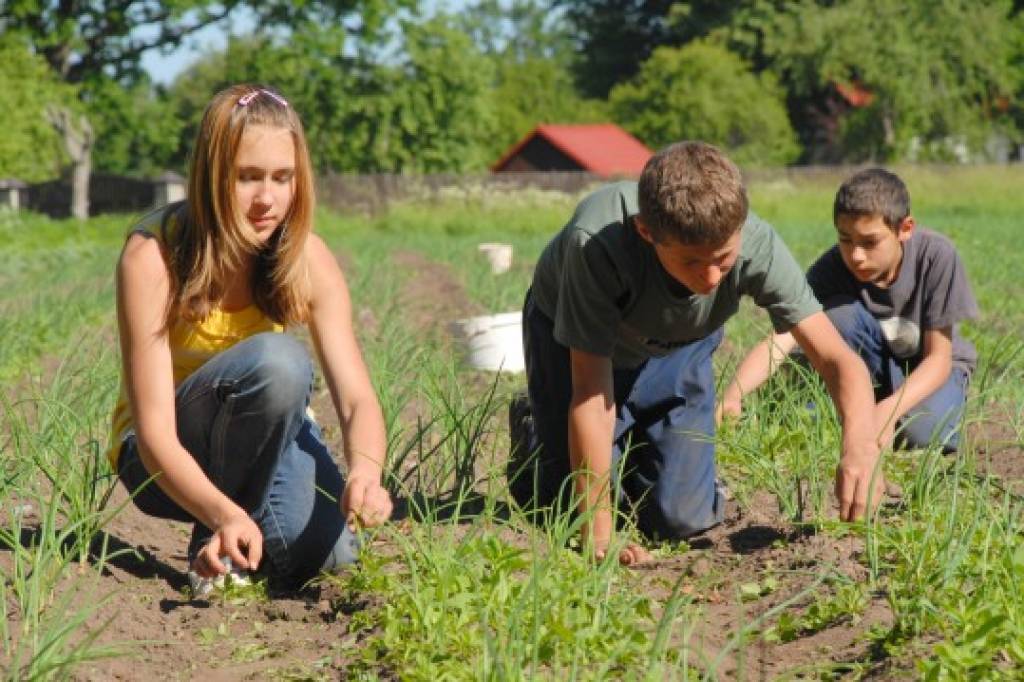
[107,210,284,468]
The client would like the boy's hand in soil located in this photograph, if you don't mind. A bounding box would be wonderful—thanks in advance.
[715,395,742,425]
[834,443,885,521]
[193,512,263,577]
[608,543,653,567]
[589,515,653,567]
[593,540,653,567]
[342,475,393,529]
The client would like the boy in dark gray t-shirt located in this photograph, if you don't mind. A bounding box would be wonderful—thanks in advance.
[509,142,884,566]
[723,168,978,454]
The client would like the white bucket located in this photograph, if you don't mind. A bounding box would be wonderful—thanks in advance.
[449,311,524,373]
[477,243,513,274]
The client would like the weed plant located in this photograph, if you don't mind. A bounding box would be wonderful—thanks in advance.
[715,358,841,522]
[331,481,711,680]
[1,264,125,676]
[5,343,120,564]
[0,484,124,679]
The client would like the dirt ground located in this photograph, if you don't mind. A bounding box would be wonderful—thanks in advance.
[2,250,1020,680]
[1,481,909,680]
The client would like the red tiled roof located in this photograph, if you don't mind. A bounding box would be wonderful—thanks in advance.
[491,124,653,177]
[834,81,875,108]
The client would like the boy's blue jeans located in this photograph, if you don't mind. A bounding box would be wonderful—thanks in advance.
[117,332,358,587]
[823,296,968,453]
[509,291,726,540]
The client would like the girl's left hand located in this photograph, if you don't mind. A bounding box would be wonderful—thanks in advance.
[342,475,394,529]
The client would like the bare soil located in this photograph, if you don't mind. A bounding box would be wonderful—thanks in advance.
[2,250,1018,680]
[641,492,902,679]
[969,404,1024,494]
[390,249,484,333]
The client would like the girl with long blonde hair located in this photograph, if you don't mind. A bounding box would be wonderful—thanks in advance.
[110,84,391,592]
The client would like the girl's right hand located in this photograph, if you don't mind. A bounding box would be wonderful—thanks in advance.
[342,475,393,529]
[192,513,264,577]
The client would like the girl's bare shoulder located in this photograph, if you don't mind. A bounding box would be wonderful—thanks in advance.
[304,232,345,276]
[119,231,169,285]
[303,231,330,259]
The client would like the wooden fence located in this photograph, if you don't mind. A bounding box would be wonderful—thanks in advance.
[16,172,185,219]
[316,171,606,215]
[11,164,1023,218]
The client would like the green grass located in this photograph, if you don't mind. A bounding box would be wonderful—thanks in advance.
[333,519,701,680]
[1,166,1023,678]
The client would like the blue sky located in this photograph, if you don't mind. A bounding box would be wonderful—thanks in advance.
[140,9,256,85]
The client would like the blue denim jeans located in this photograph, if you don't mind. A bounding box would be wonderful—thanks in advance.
[117,332,358,587]
[509,291,726,540]
[823,296,969,453]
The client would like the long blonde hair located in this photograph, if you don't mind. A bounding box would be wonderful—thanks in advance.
[161,83,314,327]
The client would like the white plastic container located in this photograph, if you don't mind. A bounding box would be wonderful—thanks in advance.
[449,311,524,373]
[477,243,514,274]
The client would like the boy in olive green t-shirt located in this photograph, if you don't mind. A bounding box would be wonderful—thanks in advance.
[509,141,883,565]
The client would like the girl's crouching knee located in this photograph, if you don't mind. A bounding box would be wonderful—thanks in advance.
[240,333,313,416]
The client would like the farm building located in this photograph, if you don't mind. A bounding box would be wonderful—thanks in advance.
[491,124,652,177]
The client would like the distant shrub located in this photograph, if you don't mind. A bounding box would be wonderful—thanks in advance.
[610,41,801,167]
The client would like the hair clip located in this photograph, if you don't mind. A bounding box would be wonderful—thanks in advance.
[237,89,289,108]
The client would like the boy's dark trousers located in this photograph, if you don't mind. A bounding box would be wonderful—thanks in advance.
[508,290,727,540]
[823,296,968,453]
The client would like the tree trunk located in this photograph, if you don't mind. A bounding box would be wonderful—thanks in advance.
[882,104,896,153]
[70,142,92,220]
[46,107,94,220]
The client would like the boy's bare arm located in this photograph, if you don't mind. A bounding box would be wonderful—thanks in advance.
[874,327,953,448]
[568,349,650,565]
[718,331,798,422]
[568,349,616,550]
[789,312,883,521]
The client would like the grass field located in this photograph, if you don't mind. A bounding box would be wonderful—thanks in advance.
[1,166,1022,680]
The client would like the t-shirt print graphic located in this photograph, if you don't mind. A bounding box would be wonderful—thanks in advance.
[879,316,920,358]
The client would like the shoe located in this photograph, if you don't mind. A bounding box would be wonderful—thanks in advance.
[715,478,732,501]
[508,392,534,466]
[321,524,361,571]
[188,557,252,598]
[507,392,542,509]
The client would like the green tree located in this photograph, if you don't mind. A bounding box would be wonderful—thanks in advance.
[0,1,408,85]
[345,16,498,172]
[609,41,799,165]
[461,0,573,62]
[761,0,1024,161]
[560,0,1024,162]
[486,58,608,162]
[557,0,676,98]
[164,27,355,172]
[167,16,496,173]
[456,1,609,161]
[0,37,74,182]
[0,0,410,214]
[88,77,184,176]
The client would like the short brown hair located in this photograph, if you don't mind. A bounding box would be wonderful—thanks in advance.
[833,168,910,231]
[637,141,748,245]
